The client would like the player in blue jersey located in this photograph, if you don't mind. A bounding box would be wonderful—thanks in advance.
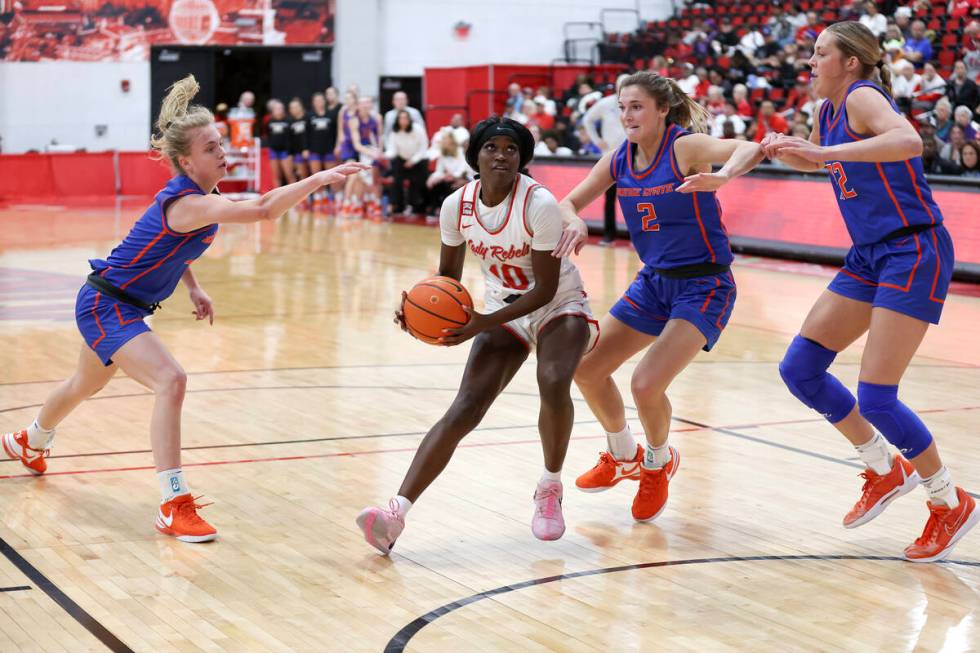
[552,71,764,522]
[2,75,364,543]
[764,22,976,562]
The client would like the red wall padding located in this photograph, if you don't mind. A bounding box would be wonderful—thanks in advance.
[529,160,980,266]
[118,152,172,196]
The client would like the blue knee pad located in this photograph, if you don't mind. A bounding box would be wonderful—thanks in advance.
[857,382,933,458]
[778,335,856,423]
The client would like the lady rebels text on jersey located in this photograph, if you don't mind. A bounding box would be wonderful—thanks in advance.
[439,174,598,350]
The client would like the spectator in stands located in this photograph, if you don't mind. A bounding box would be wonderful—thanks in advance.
[953,105,978,139]
[933,97,955,141]
[236,91,255,116]
[693,66,711,99]
[534,87,557,117]
[650,55,669,76]
[383,91,425,141]
[575,124,601,156]
[384,110,429,216]
[711,102,747,138]
[428,114,470,159]
[913,63,948,111]
[785,4,808,36]
[506,82,525,114]
[892,59,922,112]
[791,123,811,139]
[535,130,573,157]
[754,100,790,142]
[732,84,754,118]
[963,23,980,80]
[894,7,913,37]
[425,134,471,217]
[859,1,888,37]
[941,124,968,164]
[739,25,767,59]
[768,4,796,45]
[706,86,727,116]
[677,63,700,96]
[947,61,980,116]
[756,27,782,61]
[583,72,629,245]
[921,134,962,174]
[714,16,740,53]
[903,20,933,69]
[708,68,732,98]
[882,24,906,58]
[960,141,980,178]
[795,12,825,43]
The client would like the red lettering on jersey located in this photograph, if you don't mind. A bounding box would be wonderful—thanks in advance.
[638,203,660,231]
[202,235,216,244]
[468,240,531,262]
[461,201,475,217]
[617,187,642,197]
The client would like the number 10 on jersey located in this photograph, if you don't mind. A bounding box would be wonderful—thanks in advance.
[489,263,530,290]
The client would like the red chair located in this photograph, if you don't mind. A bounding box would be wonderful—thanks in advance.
[751,87,766,102]
[941,33,958,47]
[769,87,786,103]
[938,49,956,67]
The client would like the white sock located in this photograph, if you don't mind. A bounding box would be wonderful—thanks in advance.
[922,467,959,509]
[26,419,55,450]
[855,433,892,475]
[158,468,189,502]
[540,469,561,483]
[392,495,413,517]
[642,443,671,470]
[606,424,637,461]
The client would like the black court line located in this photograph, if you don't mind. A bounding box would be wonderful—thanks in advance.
[0,585,30,592]
[384,554,980,653]
[0,535,133,652]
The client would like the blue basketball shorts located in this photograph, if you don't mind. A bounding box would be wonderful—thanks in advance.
[609,266,737,351]
[268,149,290,161]
[75,285,151,366]
[828,224,954,325]
[307,152,336,163]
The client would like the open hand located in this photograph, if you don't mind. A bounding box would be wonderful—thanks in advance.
[676,171,731,193]
[552,217,588,258]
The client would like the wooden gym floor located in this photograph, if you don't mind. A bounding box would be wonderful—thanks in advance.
[1,201,978,652]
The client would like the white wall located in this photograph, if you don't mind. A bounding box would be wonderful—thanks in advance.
[0,62,150,154]
[376,0,673,79]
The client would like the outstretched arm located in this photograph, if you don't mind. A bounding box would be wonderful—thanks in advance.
[167,162,367,231]
[674,134,765,193]
[552,150,616,257]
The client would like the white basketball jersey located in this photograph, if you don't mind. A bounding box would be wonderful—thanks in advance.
[447,174,583,304]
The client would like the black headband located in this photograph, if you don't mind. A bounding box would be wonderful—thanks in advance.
[465,118,535,172]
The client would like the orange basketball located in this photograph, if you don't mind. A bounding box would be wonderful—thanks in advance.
[403,276,473,345]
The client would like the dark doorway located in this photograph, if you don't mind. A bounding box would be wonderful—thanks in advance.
[214,48,272,117]
[379,76,424,118]
[150,46,331,135]
[150,47,215,132]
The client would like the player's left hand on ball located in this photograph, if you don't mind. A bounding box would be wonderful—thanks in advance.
[439,306,486,346]
[189,287,214,325]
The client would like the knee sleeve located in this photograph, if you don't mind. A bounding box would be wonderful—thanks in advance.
[778,335,856,423]
[857,382,933,458]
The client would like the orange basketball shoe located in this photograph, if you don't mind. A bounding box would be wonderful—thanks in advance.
[575,445,644,492]
[155,494,217,543]
[843,456,919,529]
[632,447,680,522]
[2,429,49,475]
[904,488,979,562]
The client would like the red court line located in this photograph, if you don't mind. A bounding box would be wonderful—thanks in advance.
[0,430,706,480]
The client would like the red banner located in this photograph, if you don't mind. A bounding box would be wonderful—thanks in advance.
[0,0,334,61]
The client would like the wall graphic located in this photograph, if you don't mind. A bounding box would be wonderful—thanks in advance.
[0,0,333,61]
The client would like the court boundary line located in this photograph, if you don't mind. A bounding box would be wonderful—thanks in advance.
[0,585,30,592]
[383,554,980,652]
[0,535,133,652]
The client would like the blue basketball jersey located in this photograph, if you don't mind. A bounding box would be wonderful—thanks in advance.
[89,175,219,304]
[610,123,732,269]
[819,80,943,246]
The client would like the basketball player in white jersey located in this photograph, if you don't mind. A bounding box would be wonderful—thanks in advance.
[357,117,598,554]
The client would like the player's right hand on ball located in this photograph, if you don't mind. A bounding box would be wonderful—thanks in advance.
[393,291,409,332]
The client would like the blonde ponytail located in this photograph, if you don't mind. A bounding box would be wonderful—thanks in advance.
[150,75,214,174]
[825,21,893,98]
[617,71,710,133]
